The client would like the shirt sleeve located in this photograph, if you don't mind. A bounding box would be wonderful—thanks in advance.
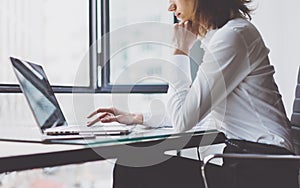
[141,55,191,129]
[167,28,252,132]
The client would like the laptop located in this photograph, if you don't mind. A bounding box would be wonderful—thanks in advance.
[10,57,132,140]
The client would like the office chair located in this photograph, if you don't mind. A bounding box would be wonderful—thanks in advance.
[201,153,300,188]
[291,66,300,154]
[201,67,300,188]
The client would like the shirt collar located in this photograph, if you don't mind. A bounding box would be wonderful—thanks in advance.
[200,29,217,49]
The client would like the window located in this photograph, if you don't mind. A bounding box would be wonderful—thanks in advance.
[98,0,174,93]
[0,0,174,93]
[108,0,172,85]
[0,0,89,92]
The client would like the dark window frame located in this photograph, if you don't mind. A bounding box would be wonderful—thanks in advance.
[0,0,168,94]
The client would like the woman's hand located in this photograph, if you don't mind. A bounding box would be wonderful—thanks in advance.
[173,20,198,55]
[86,107,143,127]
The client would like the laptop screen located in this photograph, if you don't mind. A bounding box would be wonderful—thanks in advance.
[11,57,67,131]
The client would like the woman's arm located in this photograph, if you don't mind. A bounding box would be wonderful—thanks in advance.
[167,28,252,132]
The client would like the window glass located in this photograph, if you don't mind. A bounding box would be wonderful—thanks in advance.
[108,0,173,85]
[0,0,89,86]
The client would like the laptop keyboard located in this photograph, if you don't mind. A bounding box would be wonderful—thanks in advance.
[45,124,131,135]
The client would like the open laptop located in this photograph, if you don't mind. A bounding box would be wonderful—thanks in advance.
[10,57,132,140]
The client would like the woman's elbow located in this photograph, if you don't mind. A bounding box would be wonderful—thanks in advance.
[172,116,194,132]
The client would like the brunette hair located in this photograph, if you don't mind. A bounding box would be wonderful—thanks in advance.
[193,0,254,36]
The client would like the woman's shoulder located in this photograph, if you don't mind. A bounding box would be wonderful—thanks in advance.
[212,18,263,47]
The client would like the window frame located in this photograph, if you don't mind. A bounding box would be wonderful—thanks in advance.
[0,0,169,94]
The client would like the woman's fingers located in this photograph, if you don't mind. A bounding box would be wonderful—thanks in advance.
[86,117,100,127]
[86,112,111,127]
[86,107,135,126]
[173,20,197,55]
[184,20,191,31]
[87,107,116,118]
[100,115,118,123]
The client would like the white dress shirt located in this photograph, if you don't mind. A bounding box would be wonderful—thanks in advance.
[143,18,294,152]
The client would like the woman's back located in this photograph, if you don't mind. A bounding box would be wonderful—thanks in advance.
[201,18,293,151]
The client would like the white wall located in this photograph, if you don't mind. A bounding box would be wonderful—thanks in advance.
[252,0,300,117]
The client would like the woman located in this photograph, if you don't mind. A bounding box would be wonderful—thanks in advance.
[88,0,298,187]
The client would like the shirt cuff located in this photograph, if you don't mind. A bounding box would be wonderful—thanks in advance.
[142,112,172,128]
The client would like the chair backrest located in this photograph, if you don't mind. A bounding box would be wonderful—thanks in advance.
[291,67,300,154]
